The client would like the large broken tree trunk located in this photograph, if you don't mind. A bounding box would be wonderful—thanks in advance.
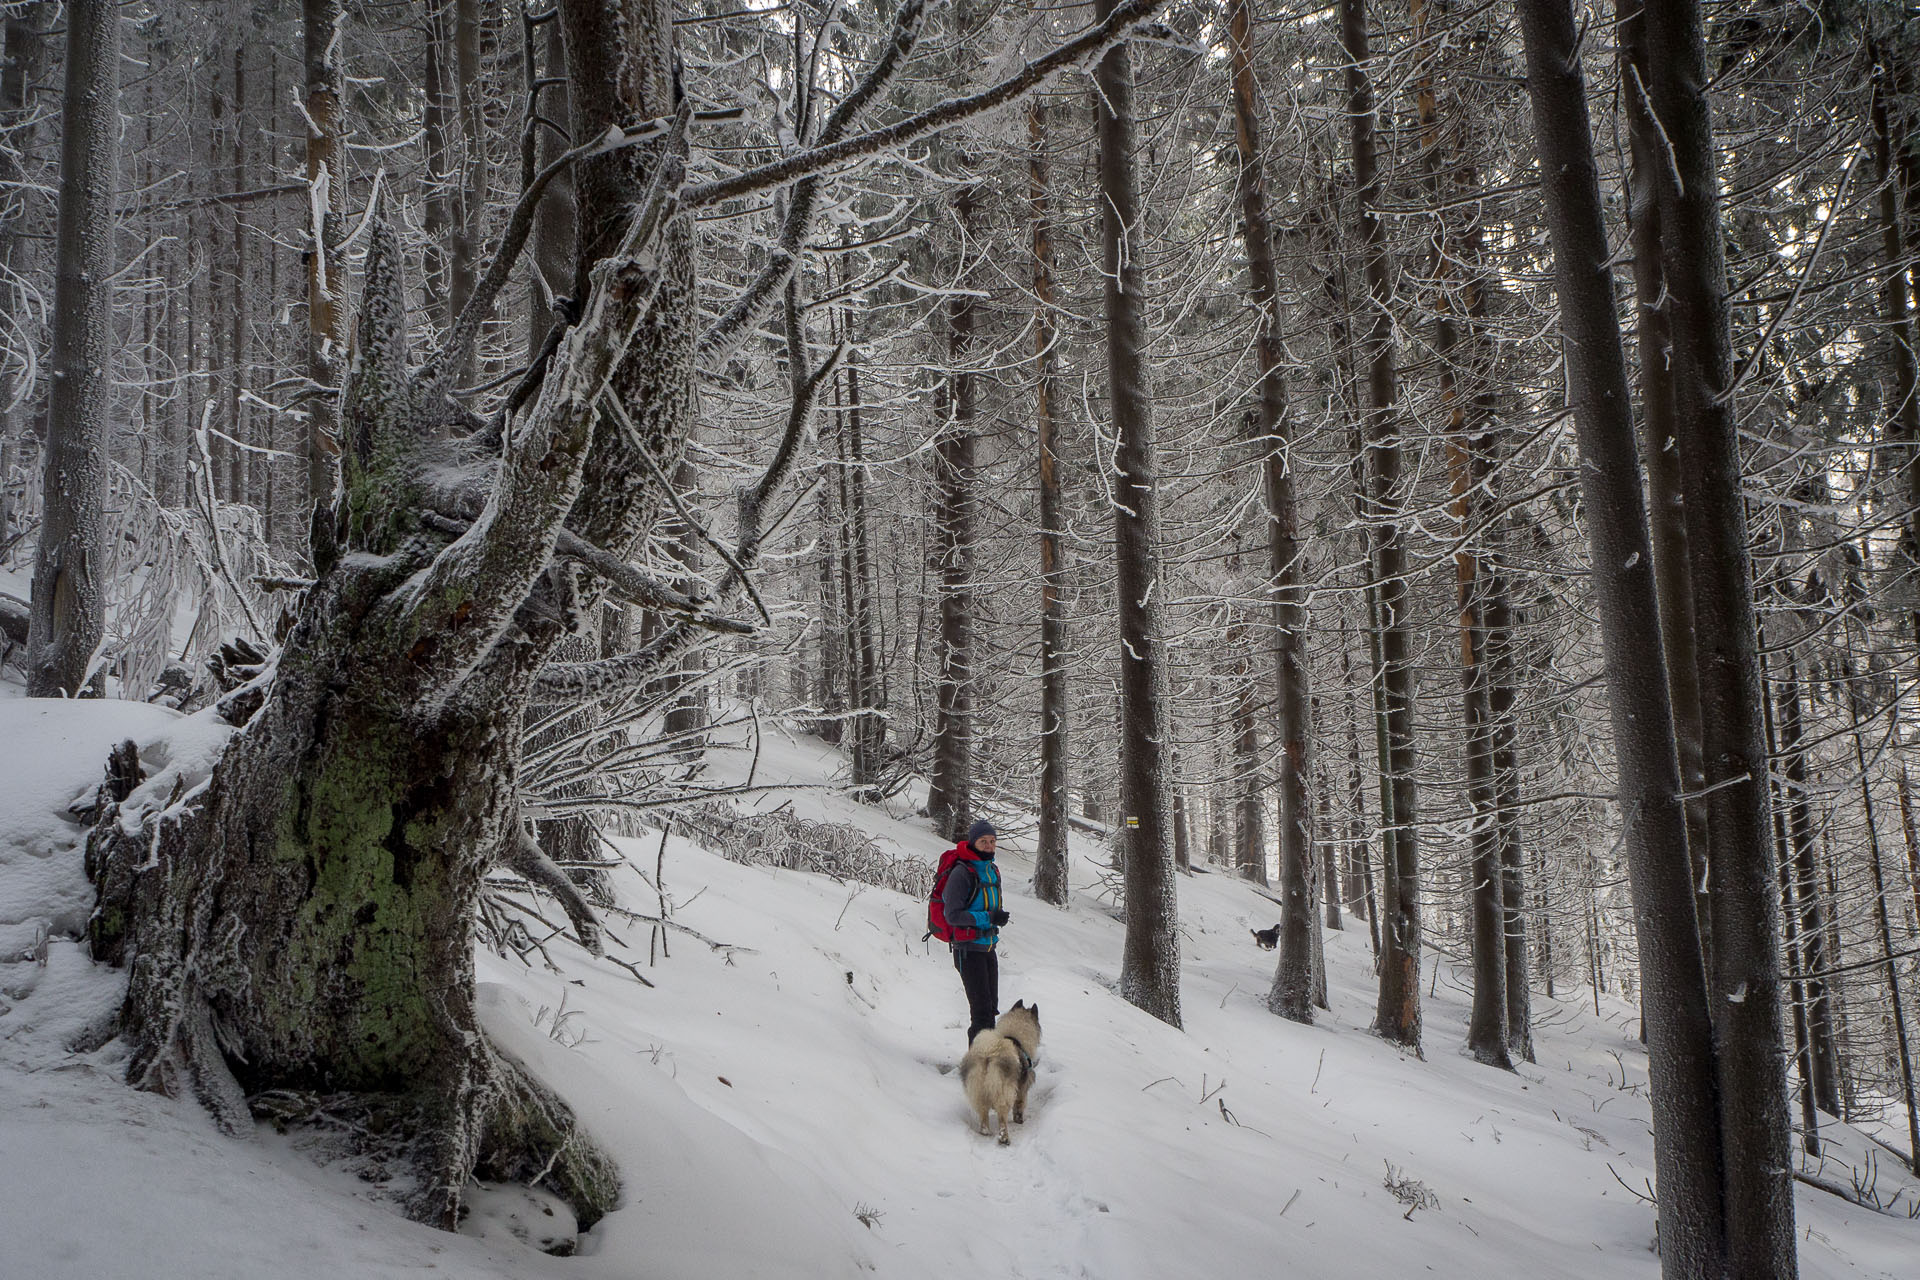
[86,0,699,1230]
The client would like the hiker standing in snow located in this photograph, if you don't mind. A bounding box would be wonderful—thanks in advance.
[940,819,1008,1047]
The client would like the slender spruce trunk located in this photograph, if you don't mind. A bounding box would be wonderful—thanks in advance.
[1617,0,1714,961]
[1771,637,1840,1117]
[1231,645,1267,884]
[26,0,119,698]
[1409,0,1506,1067]
[1225,0,1318,1021]
[1844,664,1920,1175]
[1762,671,1821,1157]
[927,234,976,839]
[840,347,884,788]
[0,7,43,554]
[1030,98,1071,906]
[1341,0,1420,1050]
[1644,2,1799,1270]
[1096,0,1179,1028]
[449,0,489,387]
[1514,1,1730,1270]
[303,0,345,531]
[1870,49,1920,649]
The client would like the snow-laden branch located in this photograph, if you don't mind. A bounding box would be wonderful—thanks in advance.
[678,0,1167,211]
[426,114,682,389]
[533,339,845,700]
[501,822,604,957]
[698,0,928,368]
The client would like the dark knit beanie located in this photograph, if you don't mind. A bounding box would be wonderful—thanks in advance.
[966,819,997,846]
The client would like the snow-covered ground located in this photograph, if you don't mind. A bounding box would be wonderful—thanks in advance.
[2,693,1917,1279]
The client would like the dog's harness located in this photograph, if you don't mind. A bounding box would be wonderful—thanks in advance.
[1003,1032,1035,1082]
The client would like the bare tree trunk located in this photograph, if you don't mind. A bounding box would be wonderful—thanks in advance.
[303,0,345,531]
[26,0,119,698]
[1514,1,1729,1271]
[1097,0,1179,1028]
[0,6,42,552]
[840,347,885,790]
[1409,0,1505,1067]
[927,0,980,839]
[447,0,491,387]
[228,44,250,505]
[1845,668,1920,1175]
[1871,49,1920,650]
[1617,0,1713,963]
[1898,765,1920,936]
[528,8,572,351]
[1340,631,1377,950]
[1766,680,1821,1157]
[1030,98,1071,906]
[1225,0,1317,1022]
[1771,643,1840,1116]
[1231,646,1267,884]
[1487,586,1533,1060]
[927,324,974,839]
[1644,2,1799,1270]
[1341,0,1419,1050]
[422,5,452,307]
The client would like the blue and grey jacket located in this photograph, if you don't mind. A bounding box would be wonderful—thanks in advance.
[941,843,1002,952]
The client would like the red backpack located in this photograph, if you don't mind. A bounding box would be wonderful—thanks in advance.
[924,846,982,944]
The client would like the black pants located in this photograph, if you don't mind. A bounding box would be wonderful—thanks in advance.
[953,947,999,1046]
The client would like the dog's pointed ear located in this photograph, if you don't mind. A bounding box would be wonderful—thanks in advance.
[1012,999,1025,1010]
[1030,1002,1039,1018]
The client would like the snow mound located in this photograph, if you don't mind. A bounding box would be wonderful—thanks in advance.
[0,697,227,1058]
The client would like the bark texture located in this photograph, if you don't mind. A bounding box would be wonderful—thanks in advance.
[26,0,118,697]
[1342,0,1420,1051]
[1514,1,1730,1272]
[1226,0,1316,1023]
[302,0,345,525]
[1097,0,1180,1028]
[1030,98,1071,908]
[1644,2,1799,1271]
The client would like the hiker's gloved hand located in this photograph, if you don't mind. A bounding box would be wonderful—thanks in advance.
[991,910,1010,927]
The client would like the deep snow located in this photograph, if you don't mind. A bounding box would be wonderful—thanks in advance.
[1,693,1916,1279]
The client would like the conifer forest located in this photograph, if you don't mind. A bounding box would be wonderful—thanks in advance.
[5,1,1920,1277]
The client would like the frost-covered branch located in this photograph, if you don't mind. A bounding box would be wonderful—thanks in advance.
[680,0,1165,211]
[426,113,684,390]
[533,335,844,700]
[698,0,927,368]
[553,528,754,634]
[501,822,605,957]
[399,155,687,686]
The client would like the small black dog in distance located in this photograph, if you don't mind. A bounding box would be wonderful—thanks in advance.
[1251,924,1281,950]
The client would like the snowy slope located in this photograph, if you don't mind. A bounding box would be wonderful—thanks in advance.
[2,696,1917,1279]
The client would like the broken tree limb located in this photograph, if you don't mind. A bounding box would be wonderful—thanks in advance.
[502,823,605,957]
